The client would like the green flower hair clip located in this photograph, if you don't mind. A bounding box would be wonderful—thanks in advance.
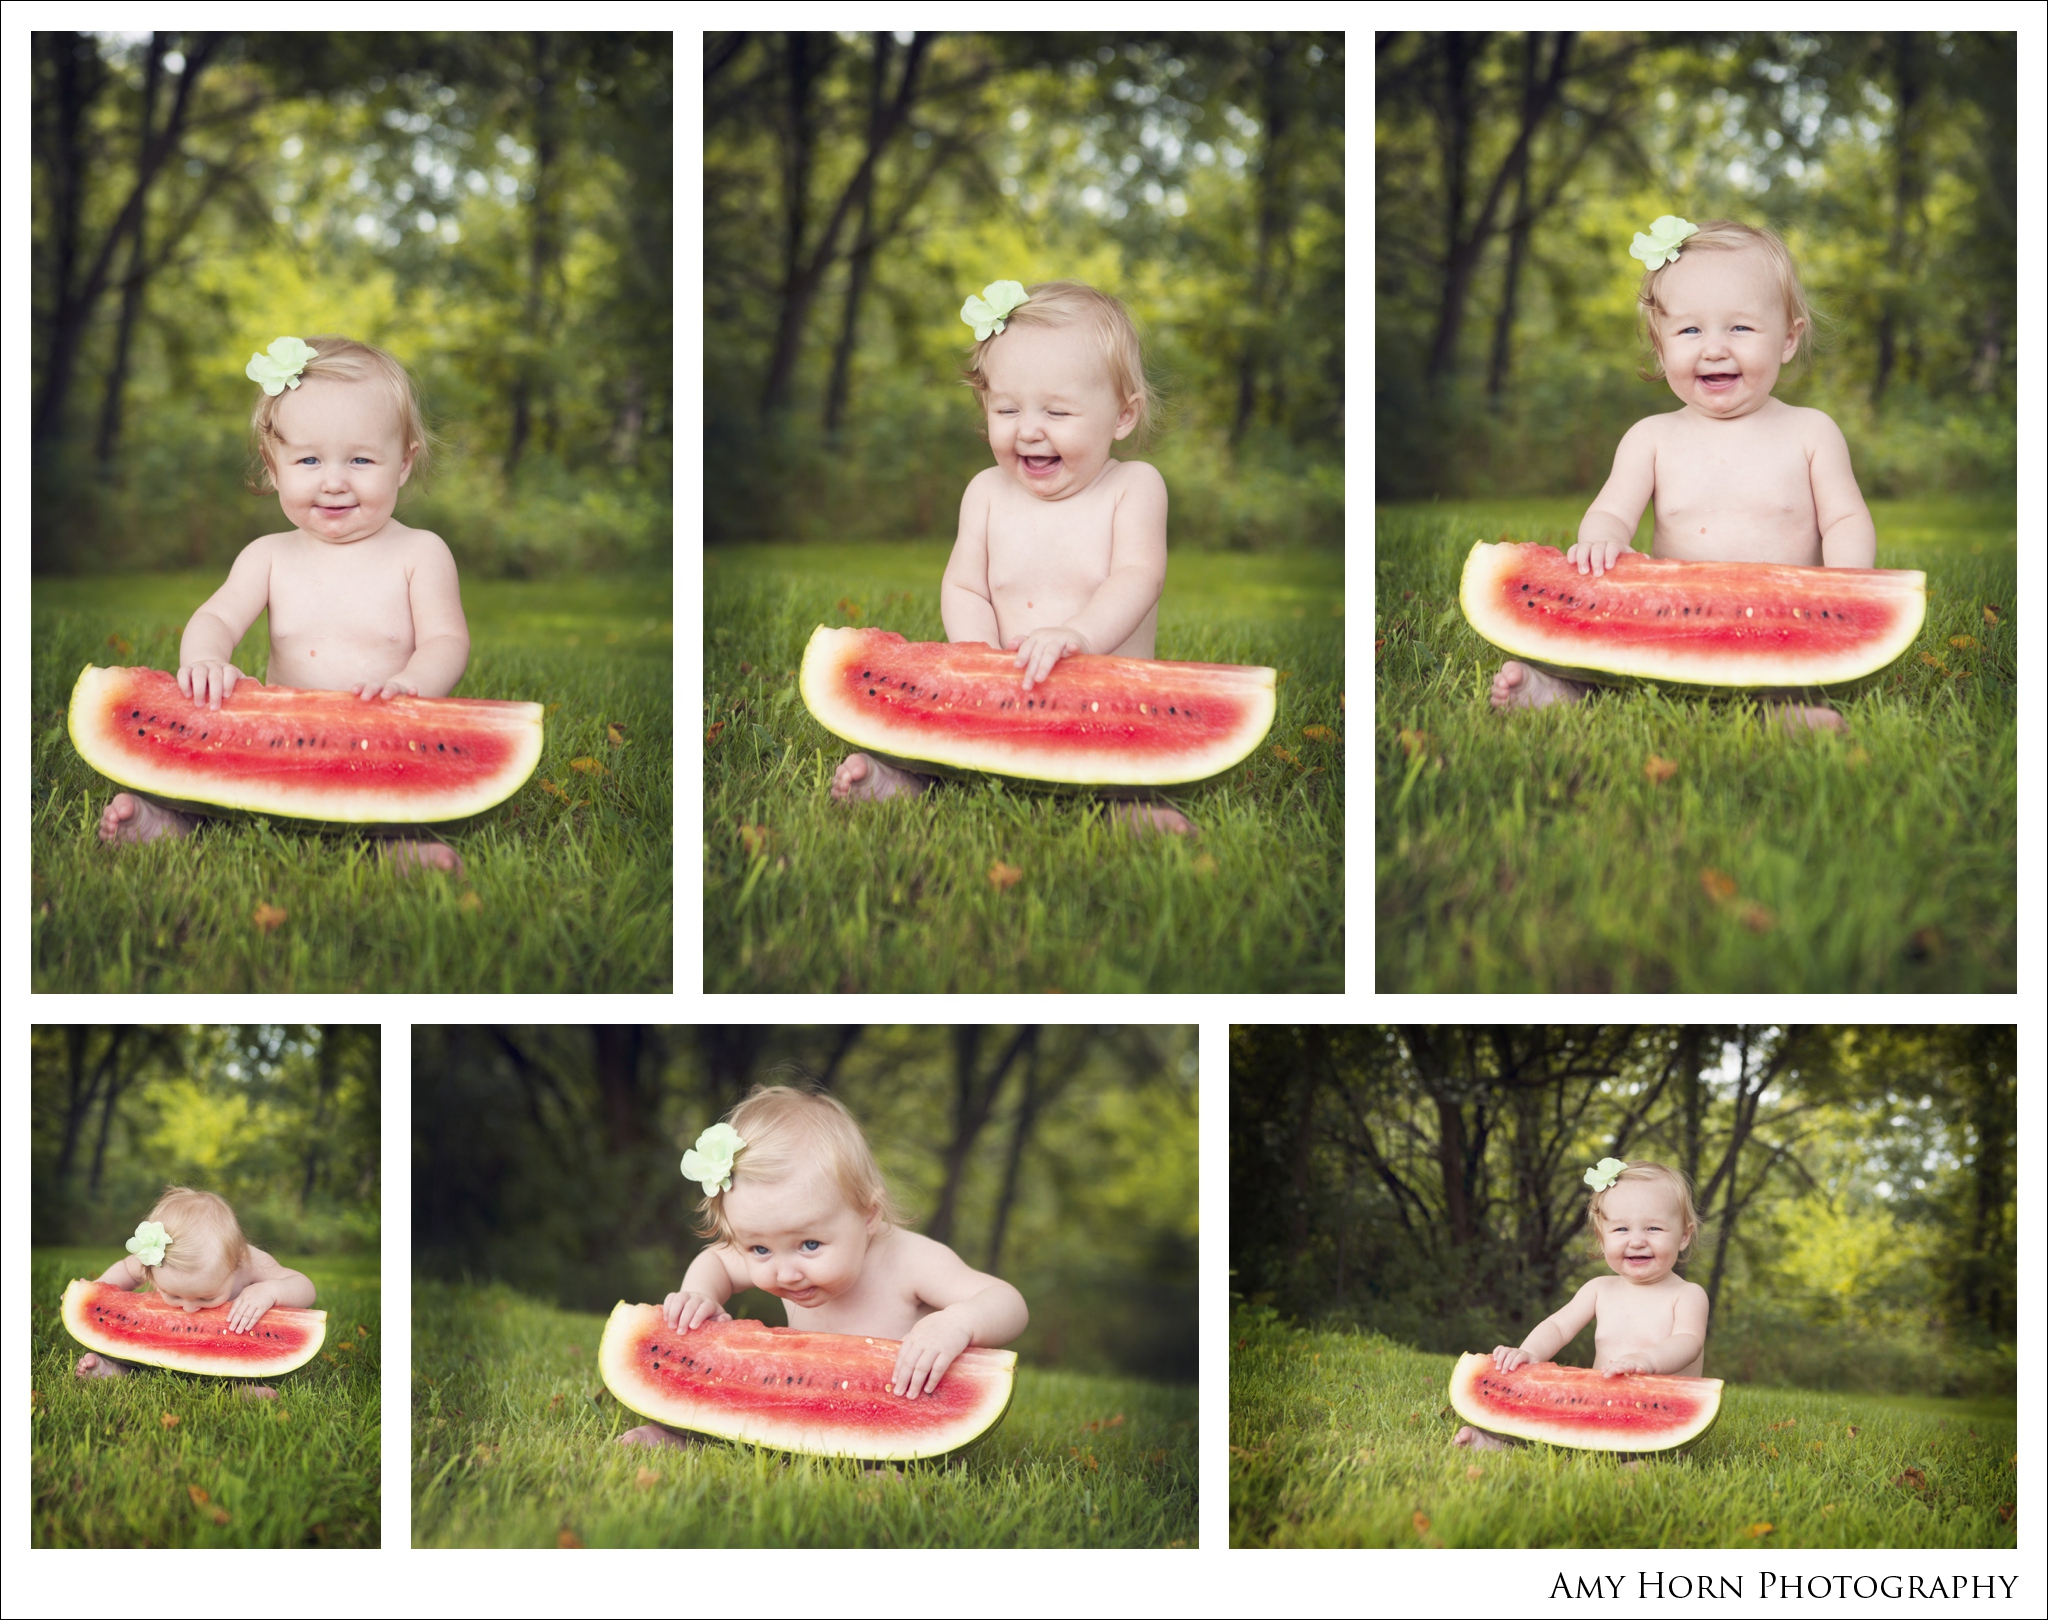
[682,1122,748,1198]
[126,1219,172,1267]
[960,280,1030,341]
[1583,1157,1628,1193]
[246,335,321,396]
[1629,216,1699,271]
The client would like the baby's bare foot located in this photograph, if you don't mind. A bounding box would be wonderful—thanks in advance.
[831,752,932,803]
[237,1383,278,1400]
[98,793,196,845]
[1765,702,1845,734]
[1108,800,1196,837]
[1453,1425,1516,1451]
[617,1423,700,1450]
[75,1352,131,1380]
[381,836,464,876]
[1490,661,1588,712]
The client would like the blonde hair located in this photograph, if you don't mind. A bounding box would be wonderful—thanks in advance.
[246,334,435,492]
[140,1186,250,1285]
[1637,220,1815,380]
[1586,1161,1702,1256]
[962,280,1155,444]
[694,1085,906,1246]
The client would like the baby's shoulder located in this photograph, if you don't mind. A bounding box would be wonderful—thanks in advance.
[1773,401,1848,443]
[1107,456,1165,490]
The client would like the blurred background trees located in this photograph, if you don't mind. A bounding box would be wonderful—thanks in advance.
[413,1025,1198,1382]
[29,30,671,576]
[706,31,1343,550]
[1377,31,2016,500]
[1231,1025,2015,1397]
[30,1025,381,1255]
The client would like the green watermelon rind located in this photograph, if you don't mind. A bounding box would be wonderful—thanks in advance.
[597,1304,1017,1461]
[1458,540,1928,694]
[60,1277,327,1379]
[67,664,544,825]
[1447,1351,1723,1452]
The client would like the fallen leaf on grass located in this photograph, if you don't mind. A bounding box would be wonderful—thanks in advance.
[1700,869,1738,903]
[1738,902,1776,934]
[107,633,135,657]
[1192,852,1218,878]
[457,891,484,914]
[206,1506,231,1526]
[1846,1426,1860,1437]
[569,756,606,775]
[337,1338,356,1350]
[1397,729,1430,758]
[567,1344,584,1357]
[1374,639,1385,653]
[1271,745,1299,764]
[1465,1465,1485,1481]
[251,903,287,933]
[161,1412,180,1428]
[557,1530,585,1549]
[988,860,1023,891]
[1643,754,1679,784]
[544,703,562,716]
[1412,1511,1431,1536]
[738,662,753,673]
[1769,1417,1797,1430]
[1919,653,1947,670]
[188,1485,210,1504]
[1822,1503,1835,1515]
[1892,1467,1927,1490]
[1846,746,1871,769]
[607,722,628,745]
[1983,605,2000,626]
[704,722,726,745]
[737,823,772,858]
[634,1467,662,1490]
[1949,635,1980,650]
[541,779,567,800]
[835,596,865,622]
[1083,1414,1126,1432]
[1761,1444,1779,1458]
[357,1324,369,1337]
[1997,1502,2014,1524]
[1746,1522,1774,1538]
[1301,725,1336,742]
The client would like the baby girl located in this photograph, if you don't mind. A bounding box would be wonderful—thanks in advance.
[75,1186,317,1398]
[619,1085,1029,1449]
[1455,1158,1709,1451]
[1492,217,1876,730]
[98,334,472,870]
[830,278,1191,833]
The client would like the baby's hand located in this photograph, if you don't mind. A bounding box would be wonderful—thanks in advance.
[355,676,420,701]
[1490,1345,1535,1373]
[890,1311,974,1400]
[661,1290,732,1334]
[1006,627,1091,692]
[225,1283,279,1334]
[1565,537,1634,577]
[1602,1356,1654,1377]
[179,660,246,711]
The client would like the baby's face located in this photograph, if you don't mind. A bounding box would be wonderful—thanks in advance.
[980,322,1139,502]
[721,1171,875,1309]
[1653,246,1803,421]
[269,376,416,545]
[1597,1182,1689,1287]
[153,1257,233,1312]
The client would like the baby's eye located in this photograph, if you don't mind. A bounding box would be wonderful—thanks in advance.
[751,1246,770,1257]
[801,1240,821,1253]
[351,455,373,465]
[297,456,320,465]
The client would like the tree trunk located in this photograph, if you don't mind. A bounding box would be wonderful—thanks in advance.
[925,1026,1034,1247]
[507,34,563,475]
[300,1025,339,1210]
[1233,39,1295,443]
[1871,32,1923,407]
[1485,37,1538,405]
[823,35,891,438]
[94,34,164,470]
[984,1037,1046,1274]
[592,1024,650,1153]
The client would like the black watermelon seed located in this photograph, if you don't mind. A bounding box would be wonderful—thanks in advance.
[137,728,146,737]
[131,709,140,717]
[868,688,876,696]
[862,670,870,678]
[437,743,446,751]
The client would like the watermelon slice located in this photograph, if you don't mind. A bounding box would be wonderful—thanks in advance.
[1447,1352,1723,1451]
[798,626,1276,786]
[597,1309,1016,1460]
[61,1278,327,1378]
[1459,541,1927,691]
[68,664,543,823]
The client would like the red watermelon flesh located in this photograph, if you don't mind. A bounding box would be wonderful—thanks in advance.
[61,1278,327,1378]
[598,1309,1016,1460]
[798,626,1276,786]
[1459,541,1926,690]
[67,664,543,823]
[1446,1352,1722,1451]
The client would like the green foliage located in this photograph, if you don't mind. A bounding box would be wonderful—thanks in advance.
[1376,498,2015,991]
[413,1027,1196,1382]
[31,574,672,993]
[29,1027,378,1254]
[1230,1311,2018,1549]
[1377,33,2015,498]
[704,542,1344,991]
[706,32,1341,547]
[413,1282,1196,1548]
[31,32,670,575]
[30,1249,380,1549]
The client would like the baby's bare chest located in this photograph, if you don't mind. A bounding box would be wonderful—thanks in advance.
[1655,422,1816,515]
[267,549,415,642]
[985,489,1117,593]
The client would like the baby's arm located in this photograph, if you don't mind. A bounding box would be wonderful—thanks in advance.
[1493,1278,1601,1370]
[1009,462,1168,690]
[226,1246,317,1333]
[179,539,275,708]
[361,535,470,699]
[1807,414,1877,568]
[939,475,1004,646]
[1602,1282,1709,1377]
[891,1236,1029,1399]
[90,1255,149,1289]
[1571,421,1657,576]
[662,1245,749,1333]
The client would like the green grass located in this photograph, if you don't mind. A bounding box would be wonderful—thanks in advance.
[1376,497,2016,991]
[704,541,1344,991]
[29,1247,381,1548]
[413,1279,1198,1548]
[1230,1311,2018,1549]
[31,572,672,992]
